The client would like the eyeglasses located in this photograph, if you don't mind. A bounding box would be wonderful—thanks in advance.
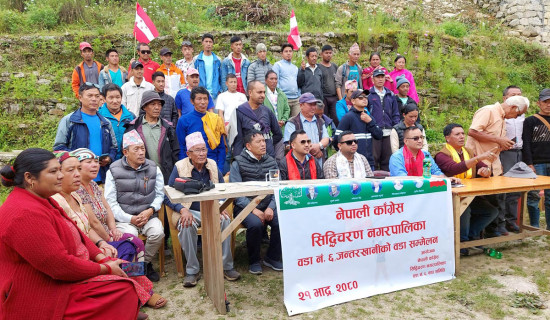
[341,139,358,145]
[299,139,312,145]
[405,136,425,141]
[140,50,152,54]
[189,148,207,154]
[83,82,100,89]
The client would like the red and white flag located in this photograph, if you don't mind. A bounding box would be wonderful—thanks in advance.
[134,2,158,44]
[287,10,302,50]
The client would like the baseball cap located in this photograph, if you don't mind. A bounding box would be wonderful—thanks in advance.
[350,90,369,99]
[299,92,320,104]
[539,88,550,101]
[186,68,199,76]
[372,69,385,77]
[159,47,172,56]
[131,61,144,69]
[79,42,92,51]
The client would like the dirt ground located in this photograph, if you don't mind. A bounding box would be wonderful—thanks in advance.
[144,233,550,320]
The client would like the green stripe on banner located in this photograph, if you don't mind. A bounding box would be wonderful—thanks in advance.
[278,179,448,210]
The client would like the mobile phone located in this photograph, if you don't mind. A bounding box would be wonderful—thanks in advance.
[120,262,145,277]
[511,137,517,142]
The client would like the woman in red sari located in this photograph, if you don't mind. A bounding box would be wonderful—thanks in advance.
[0,148,141,320]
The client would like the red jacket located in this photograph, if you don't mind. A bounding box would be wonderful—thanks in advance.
[0,187,102,320]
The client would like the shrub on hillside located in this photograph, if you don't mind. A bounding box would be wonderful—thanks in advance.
[442,20,468,38]
[27,5,58,30]
[213,0,290,26]
[0,9,23,33]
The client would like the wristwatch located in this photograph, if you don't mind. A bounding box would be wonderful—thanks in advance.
[319,143,325,150]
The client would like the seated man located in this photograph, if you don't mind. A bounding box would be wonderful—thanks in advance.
[389,126,443,177]
[229,130,282,275]
[167,132,240,287]
[104,130,165,282]
[324,130,373,179]
[279,129,324,180]
[434,123,498,253]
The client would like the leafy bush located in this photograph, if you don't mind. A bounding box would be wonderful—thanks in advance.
[442,20,468,38]
[27,5,58,30]
[213,0,290,26]
[0,9,24,33]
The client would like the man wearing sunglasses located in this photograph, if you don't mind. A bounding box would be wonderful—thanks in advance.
[336,89,383,171]
[279,129,324,180]
[72,42,104,98]
[323,130,373,179]
[128,42,160,83]
[389,126,443,177]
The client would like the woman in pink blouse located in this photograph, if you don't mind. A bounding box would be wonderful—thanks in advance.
[389,55,419,103]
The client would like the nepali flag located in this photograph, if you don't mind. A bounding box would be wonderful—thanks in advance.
[287,10,302,50]
[134,2,158,44]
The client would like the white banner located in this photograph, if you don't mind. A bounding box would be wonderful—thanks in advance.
[276,178,455,315]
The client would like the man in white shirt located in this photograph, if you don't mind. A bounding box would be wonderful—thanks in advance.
[216,73,248,126]
[175,40,195,78]
[121,61,155,115]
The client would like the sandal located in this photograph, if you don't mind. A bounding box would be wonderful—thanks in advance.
[146,293,167,309]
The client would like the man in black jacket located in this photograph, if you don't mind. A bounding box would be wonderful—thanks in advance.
[126,90,179,184]
[229,130,282,275]
[279,129,324,180]
[148,71,179,127]
[297,47,324,101]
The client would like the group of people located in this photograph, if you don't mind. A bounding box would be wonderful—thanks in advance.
[2,33,550,319]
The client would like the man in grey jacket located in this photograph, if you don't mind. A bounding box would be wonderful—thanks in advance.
[247,43,272,85]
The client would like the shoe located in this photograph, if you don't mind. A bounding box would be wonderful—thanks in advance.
[506,221,520,232]
[249,262,263,275]
[183,273,201,287]
[146,262,160,282]
[224,269,241,281]
[263,257,283,271]
[137,312,149,320]
[496,226,509,236]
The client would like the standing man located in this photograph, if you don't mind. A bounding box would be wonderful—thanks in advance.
[126,90,179,184]
[335,43,362,101]
[247,43,272,85]
[264,70,291,160]
[194,33,222,100]
[273,43,300,117]
[175,68,215,118]
[221,36,250,94]
[176,86,226,172]
[368,69,400,171]
[175,40,195,78]
[523,88,550,229]
[279,130,324,180]
[229,130,282,275]
[466,95,529,236]
[336,89,383,170]
[318,45,339,125]
[284,93,330,165]
[105,130,165,282]
[121,61,155,116]
[54,83,117,183]
[99,48,127,90]
[128,42,160,83]
[150,71,179,126]
[297,47,324,101]
[323,131,373,179]
[216,74,248,124]
[157,47,184,98]
[499,85,523,232]
[231,81,282,159]
[72,42,103,98]
[167,132,240,287]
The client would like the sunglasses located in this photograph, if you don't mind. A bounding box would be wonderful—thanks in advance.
[140,50,152,54]
[84,82,100,89]
[299,139,312,145]
[341,139,358,145]
[354,96,367,100]
[405,136,425,141]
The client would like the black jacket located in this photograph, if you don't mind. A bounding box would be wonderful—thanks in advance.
[125,116,180,184]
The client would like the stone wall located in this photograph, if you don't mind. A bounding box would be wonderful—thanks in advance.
[474,0,550,45]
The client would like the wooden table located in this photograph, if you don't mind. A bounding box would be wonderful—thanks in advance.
[452,175,550,271]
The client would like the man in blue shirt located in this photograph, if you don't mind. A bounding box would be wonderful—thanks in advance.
[175,68,214,117]
[273,43,300,117]
[194,33,222,100]
[176,86,225,172]
[98,48,127,89]
[54,83,117,182]
[389,126,443,177]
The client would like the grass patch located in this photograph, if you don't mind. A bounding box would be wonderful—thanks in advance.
[510,292,546,314]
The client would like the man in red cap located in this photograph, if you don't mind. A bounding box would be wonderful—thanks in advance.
[71,42,103,98]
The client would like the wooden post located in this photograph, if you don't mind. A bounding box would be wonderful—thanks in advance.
[200,200,226,314]
[453,194,461,274]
